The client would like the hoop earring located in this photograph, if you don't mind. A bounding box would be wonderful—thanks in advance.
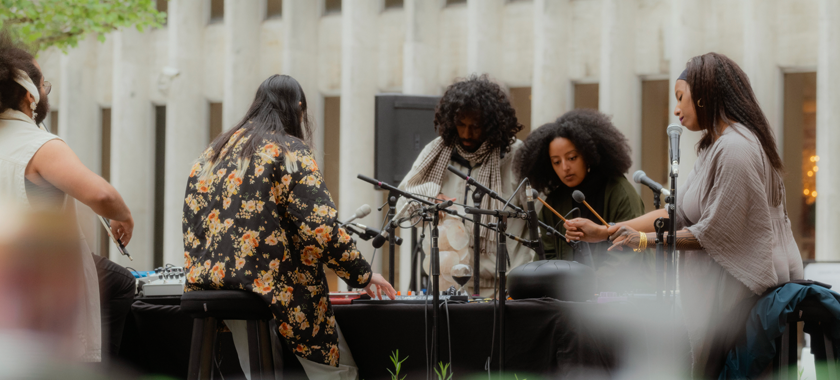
[696,98,704,108]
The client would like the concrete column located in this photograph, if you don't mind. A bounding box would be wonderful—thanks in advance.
[282,0,324,168]
[223,0,262,130]
[403,0,439,96]
[163,0,207,266]
[599,0,640,178]
[111,28,154,268]
[398,0,440,291]
[466,0,504,76]
[816,0,840,260]
[668,0,706,187]
[743,0,782,151]
[340,0,381,280]
[59,36,103,256]
[531,0,570,128]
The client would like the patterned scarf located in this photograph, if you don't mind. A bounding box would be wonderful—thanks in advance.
[403,138,503,253]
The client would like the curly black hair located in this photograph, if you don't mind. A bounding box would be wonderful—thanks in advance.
[514,109,633,193]
[434,74,523,152]
[0,29,41,114]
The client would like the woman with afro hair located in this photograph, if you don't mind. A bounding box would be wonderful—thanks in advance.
[515,109,652,292]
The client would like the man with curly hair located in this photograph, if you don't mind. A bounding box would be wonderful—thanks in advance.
[396,74,533,296]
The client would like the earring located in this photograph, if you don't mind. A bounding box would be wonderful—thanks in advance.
[30,101,38,120]
[696,98,704,108]
[587,167,590,173]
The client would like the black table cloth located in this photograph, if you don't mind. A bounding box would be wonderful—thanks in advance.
[119,296,687,379]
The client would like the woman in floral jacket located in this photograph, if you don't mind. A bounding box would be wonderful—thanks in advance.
[183,74,395,378]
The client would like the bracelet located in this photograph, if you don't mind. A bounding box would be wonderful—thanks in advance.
[634,231,647,252]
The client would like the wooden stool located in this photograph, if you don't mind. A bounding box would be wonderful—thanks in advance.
[774,296,837,380]
[181,290,283,380]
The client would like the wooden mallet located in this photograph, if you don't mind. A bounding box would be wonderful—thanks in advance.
[572,190,610,227]
[536,196,567,223]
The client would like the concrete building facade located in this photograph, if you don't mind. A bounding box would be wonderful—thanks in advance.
[37,0,837,291]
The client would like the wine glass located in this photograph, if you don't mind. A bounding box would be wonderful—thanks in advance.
[450,264,472,295]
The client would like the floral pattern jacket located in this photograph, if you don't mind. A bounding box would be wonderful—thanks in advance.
[182,131,372,366]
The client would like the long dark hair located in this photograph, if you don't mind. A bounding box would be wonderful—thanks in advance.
[683,53,784,171]
[205,75,312,167]
[434,74,522,152]
[0,30,41,114]
[515,109,633,193]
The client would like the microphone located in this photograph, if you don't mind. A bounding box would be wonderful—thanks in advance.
[367,223,404,249]
[571,190,610,227]
[340,204,372,226]
[667,124,682,175]
[525,184,546,260]
[633,170,671,197]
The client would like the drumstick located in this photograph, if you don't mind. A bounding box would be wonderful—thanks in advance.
[536,197,566,223]
[572,190,610,227]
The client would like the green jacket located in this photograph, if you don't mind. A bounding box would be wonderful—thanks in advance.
[539,175,654,292]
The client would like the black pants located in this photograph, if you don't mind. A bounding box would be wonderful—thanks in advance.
[92,254,136,359]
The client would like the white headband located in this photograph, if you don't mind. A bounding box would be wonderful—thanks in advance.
[13,69,39,105]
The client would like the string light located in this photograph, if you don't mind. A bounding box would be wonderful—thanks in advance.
[810,156,816,162]
[808,171,814,177]
[814,166,819,172]
[815,156,820,162]
[812,191,818,198]
[804,189,810,195]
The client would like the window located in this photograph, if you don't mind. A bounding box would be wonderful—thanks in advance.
[154,106,166,267]
[156,0,168,25]
[266,0,282,18]
[573,83,599,110]
[322,96,341,292]
[100,107,112,257]
[640,80,670,213]
[783,72,817,260]
[384,0,403,10]
[210,0,224,23]
[324,0,341,15]
[209,102,223,143]
[446,0,467,6]
[509,87,531,142]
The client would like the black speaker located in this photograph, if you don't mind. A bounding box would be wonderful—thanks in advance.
[374,94,441,185]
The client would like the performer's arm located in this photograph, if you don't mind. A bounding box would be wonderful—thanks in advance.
[607,226,703,251]
[564,208,668,243]
[283,143,395,300]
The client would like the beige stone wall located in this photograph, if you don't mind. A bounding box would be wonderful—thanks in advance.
[40,0,837,275]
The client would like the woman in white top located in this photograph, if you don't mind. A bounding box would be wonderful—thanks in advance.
[564,53,803,378]
[0,31,134,361]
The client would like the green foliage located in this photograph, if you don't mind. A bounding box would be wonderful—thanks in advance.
[387,350,408,380]
[0,0,165,52]
[435,362,453,380]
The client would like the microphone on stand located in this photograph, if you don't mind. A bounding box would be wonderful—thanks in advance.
[571,190,610,227]
[633,170,671,197]
[524,183,546,260]
[667,124,683,176]
[364,223,404,248]
[339,204,372,226]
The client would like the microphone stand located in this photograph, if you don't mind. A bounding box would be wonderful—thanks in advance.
[496,215,508,375]
[463,207,528,375]
[471,188,485,297]
[654,217,668,301]
[386,191,398,285]
[667,166,679,301]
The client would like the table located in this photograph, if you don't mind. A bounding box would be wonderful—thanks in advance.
[119,296,688,379]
